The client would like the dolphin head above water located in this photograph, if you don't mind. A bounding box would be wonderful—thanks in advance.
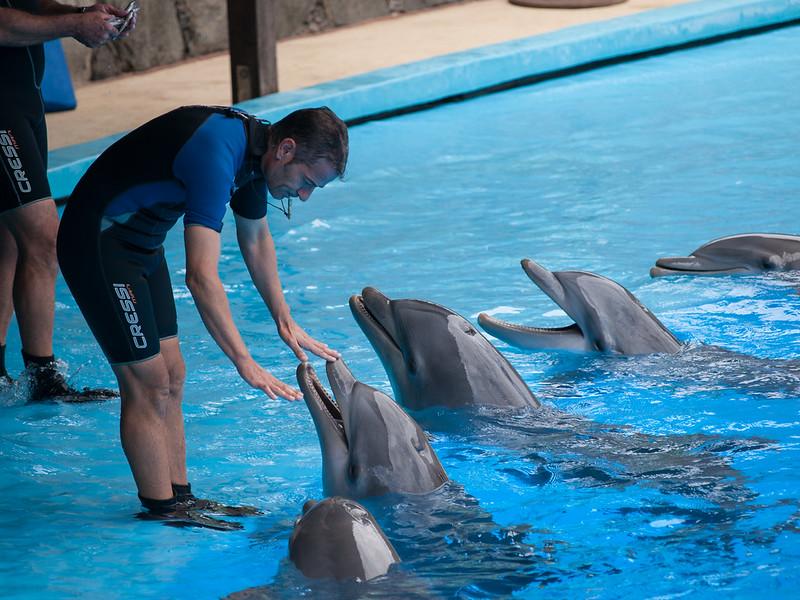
[650,233,800,277]
[349,287,540,410]
[297,359,448,498]
[478,259,682,356]
[289,496,400,582]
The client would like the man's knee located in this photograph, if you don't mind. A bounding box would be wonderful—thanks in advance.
[167,357,186,399]
[5,201,58,271]
[119,366,173,419]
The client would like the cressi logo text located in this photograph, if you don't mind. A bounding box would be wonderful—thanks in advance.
[0,130,31,193]
[113,283,147,349]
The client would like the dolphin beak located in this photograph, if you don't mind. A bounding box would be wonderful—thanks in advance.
[521,259,568,308]
[326,358,357,416]
[350,287,401,348]
[297,362,346,444]
[650,256,748,277]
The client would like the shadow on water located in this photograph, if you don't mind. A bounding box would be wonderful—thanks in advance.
[412,404,772,508]
[538,344,800,401]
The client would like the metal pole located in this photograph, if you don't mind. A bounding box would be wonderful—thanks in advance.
[226,0,278,103]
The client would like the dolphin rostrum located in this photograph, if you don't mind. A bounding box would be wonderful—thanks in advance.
[478,259,681,355]
[297,359,448,497]
[349,287,540,410]
[289,497,400,582]
[650,233,800,277]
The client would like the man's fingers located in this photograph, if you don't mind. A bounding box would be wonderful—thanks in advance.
[287,337,308,362]
[260,376,302,401]
[303,338,340,361]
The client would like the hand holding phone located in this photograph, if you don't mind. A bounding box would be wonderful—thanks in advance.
[109,1,139,35]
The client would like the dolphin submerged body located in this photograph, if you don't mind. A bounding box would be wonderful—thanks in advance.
[650,233,800,277]
[478,259,682,356]
[349,287,540,410]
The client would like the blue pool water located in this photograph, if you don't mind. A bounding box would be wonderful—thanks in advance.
[2,24,800,599]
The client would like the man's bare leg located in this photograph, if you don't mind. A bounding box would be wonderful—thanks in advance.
[0,223,16,381]
[0,222,17,345]
[0,199,58,358]
[113,354,175,502]
[159,337,188,487]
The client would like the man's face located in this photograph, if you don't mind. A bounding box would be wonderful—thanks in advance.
[261,138,339,202]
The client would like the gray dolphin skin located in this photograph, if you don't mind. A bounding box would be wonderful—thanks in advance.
[349,287,540,410]
[478,259,681,355]
[297,359,448,497]
[289,497,400,582]
[650,233,800,277]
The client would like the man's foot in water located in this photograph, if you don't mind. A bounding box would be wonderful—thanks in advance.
[136,508,244,531]
[25,363,118,403]
[173,483,262,517]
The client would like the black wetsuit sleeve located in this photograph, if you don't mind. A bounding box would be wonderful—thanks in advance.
[230,178,268,220]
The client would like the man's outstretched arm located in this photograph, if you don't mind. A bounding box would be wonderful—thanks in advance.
[234,213,340,363]
[184,224,303,401]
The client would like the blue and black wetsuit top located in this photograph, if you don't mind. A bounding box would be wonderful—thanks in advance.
[68,105,269,249]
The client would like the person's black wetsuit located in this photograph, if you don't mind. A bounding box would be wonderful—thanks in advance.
[0,0,52,213]
[57,105,270,365]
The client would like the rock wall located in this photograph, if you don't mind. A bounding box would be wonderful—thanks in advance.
[61,0,467,85]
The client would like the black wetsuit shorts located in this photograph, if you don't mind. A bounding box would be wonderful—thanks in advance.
[57,221,178,365]
[1,0,51,214]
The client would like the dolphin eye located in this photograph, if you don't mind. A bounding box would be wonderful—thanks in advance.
[463,325,477,336]
[407,356,417,374]
[348,463,359,480]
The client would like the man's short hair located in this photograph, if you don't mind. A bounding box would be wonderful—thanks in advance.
[269,107,349,177]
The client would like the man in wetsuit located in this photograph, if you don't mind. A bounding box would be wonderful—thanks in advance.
[0,1,134,398]
[57,105,348,528]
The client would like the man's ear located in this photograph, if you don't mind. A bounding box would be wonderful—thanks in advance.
[277,138,297,162]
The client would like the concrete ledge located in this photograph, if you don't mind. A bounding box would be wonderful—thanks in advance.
[48,0,800,199]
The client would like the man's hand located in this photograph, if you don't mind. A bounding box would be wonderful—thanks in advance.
[236,357,303,401]
[276,316,341,363]
[72,10,117,47]
[88,2,137,38]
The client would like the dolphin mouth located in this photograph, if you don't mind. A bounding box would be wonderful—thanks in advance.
[478,259,583,338]
[349,287,402,353]
[297,363,347,448]
[650,257,747,277]
[477,314,581,336]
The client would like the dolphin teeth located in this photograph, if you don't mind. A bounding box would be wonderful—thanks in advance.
[303,368,345,439]
[482,315,577,334]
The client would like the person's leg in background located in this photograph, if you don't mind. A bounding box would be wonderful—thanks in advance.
[0,222,17,383]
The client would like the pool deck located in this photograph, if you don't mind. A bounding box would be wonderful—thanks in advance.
[45,0,800,199]
[46,0,692,150]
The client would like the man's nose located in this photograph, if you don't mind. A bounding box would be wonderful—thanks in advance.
[297,188,313,202]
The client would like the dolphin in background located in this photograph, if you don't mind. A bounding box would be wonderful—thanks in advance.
[650,233,800,277]
[349,287,540,410]
[478,259,681,355]
[297,359,448,497]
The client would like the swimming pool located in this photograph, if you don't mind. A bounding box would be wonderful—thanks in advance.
[2,20,799,600]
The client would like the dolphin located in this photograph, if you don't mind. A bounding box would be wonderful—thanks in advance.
[650,233,800,277]
[478,259,681,355]
[297,359,448,497]
[349,287,540,410]
[297,361,554,595]
[289,497,400,582]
